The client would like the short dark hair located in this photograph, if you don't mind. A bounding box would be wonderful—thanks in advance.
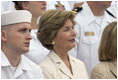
[37,10,75,50]
[13,1,28,10]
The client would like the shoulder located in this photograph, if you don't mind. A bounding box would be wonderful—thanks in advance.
[92,62,109,73]
[93,62,109,71]
[72,6,83,14]
[40,54,53,66]
[70,55,85,66]
[39,54,57,78]
[22,55,38,66]
[105,10,117,23]
[40,54,56,72]
[91,62,109,79]
[21,55,44,78]
[22,55,43,72]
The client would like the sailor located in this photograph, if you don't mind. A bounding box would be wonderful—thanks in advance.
[1,10,44,79]
[73,1,116,77]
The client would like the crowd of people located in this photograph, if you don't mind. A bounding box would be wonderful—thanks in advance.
[1,1,117,79]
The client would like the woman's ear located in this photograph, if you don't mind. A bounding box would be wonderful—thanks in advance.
[22,2,29,10]
[1,30,7,42]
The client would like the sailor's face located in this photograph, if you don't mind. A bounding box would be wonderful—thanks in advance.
[3,23,32,53]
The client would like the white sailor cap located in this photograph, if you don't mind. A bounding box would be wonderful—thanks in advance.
[1,10,32,26]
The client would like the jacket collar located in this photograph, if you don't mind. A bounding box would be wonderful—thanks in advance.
[48,50,75,78]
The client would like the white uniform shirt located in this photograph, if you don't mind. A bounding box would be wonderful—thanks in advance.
[1,1,16,13]
[40,50,88,79]
[107,1,117,18]
[1,51,44,79]
[24,29,49,64]
[74,2,116,76]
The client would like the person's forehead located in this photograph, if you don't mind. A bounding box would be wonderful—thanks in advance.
[8,22,31,28]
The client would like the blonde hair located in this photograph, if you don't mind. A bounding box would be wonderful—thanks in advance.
[99,21,117,61]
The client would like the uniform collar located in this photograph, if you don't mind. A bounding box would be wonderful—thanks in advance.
[1,50,11,66]
[1,50,32,78]
[82,2,95,24]
[49,50,75,78]
[1,50,31,70]
[18,55,32,71]
[104,11,116,23]
[13,55,32,78]
[82,2,116,25]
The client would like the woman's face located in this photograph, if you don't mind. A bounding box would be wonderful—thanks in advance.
[54,19,76,51]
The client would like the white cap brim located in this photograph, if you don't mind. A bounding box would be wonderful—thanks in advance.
[1,10,32,26]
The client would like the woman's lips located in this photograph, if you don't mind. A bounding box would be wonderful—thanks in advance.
[68,39,75,42]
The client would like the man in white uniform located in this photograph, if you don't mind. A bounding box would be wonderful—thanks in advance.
[74,1,116,77]
[1,10,44,79]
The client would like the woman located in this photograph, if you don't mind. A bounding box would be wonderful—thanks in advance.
[37,10,88,79]
[13,1,49,64]
[91,21,117,79]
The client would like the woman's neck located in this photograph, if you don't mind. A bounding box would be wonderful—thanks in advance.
[53,47,73,74]
[54,47,69,61]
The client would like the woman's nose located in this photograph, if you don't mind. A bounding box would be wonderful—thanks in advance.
[72,29,76,36]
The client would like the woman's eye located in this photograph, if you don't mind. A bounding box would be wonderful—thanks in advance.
[72,26,74,29]
[64,26,70,31]
[64,28,69,31]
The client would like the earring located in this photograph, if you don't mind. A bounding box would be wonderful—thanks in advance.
[52,41,55,45]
